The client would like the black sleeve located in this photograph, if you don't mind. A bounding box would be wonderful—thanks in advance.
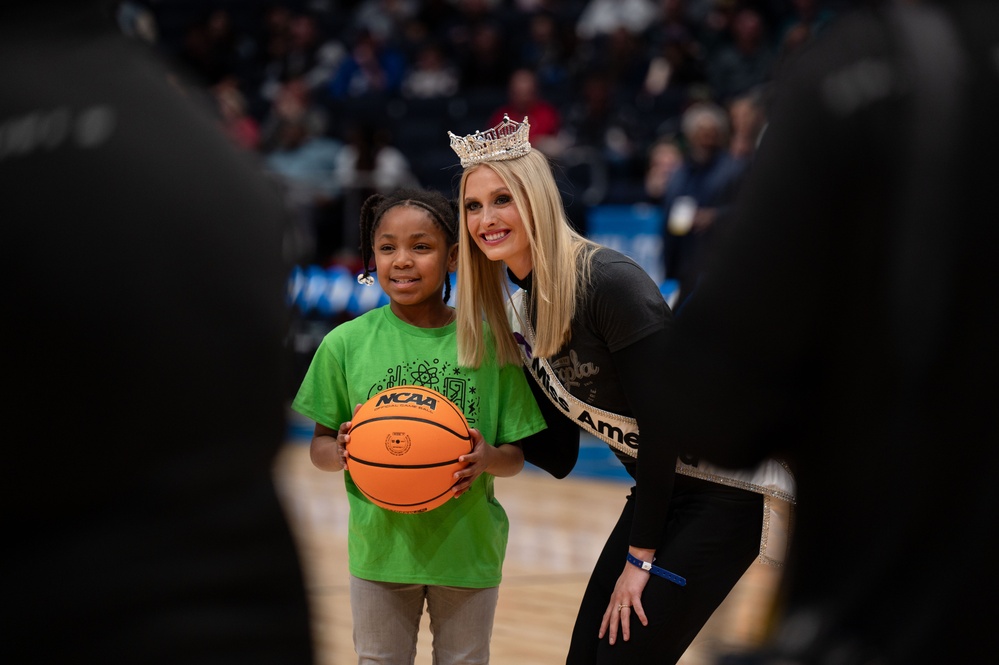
[516,367,581,479]
[612,326,678,549]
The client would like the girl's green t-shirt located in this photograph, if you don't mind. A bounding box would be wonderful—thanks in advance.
[292,306,547,588]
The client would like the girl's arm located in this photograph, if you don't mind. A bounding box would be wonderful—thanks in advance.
[309,421,350,472]
[309,402,363,472]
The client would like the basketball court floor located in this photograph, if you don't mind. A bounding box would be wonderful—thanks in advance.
[275,411,784,665]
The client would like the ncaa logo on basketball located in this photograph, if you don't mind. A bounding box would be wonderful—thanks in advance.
[376,390,438,411]
[385,432,412,456]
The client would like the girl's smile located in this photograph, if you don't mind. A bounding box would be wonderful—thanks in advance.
[373,205,457,327]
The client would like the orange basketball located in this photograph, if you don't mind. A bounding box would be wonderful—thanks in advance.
[346,385,472,513]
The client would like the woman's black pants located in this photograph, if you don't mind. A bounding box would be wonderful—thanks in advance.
[566,475,764,665]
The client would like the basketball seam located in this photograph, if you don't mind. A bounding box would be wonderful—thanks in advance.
[348,456,462,469]
[356,485,454,508]
[350,415,471,441]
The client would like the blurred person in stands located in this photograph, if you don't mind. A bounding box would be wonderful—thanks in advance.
[116,0,158,44]
[1,3,314,663]
[706,6,777,105]
[660,1,999,663]
[212,77,261,151]
[577,22,656,100]
[400,40,460,100]
[327,27,406,101]
[265,112,338,182]
[256,9,345,110]
[334,122,419,266]
[726,85,767,160]
[661,100,748,309]
[488,68,562,155]
[560,69,645,201]
[412,0,465,53]
[775,0,836,50]
[177,6,247,89]
[514,8,574,93]
[283,12,347,95]
[641,0,709,112]
[642,135,684,203]
[771,0,838,90]
[456,19,517,93]
[349,0,418,46]
[259,76,341,265]
[259,76,329,153]
[697,0,740,61]
[575,0,660,41]
[335,122,419,196]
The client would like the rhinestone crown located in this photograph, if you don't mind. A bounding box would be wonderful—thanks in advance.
[448,114,532,167]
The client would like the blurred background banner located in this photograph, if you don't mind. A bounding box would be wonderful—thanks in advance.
[587,203,670,285]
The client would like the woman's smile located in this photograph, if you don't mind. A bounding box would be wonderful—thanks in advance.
[463,166,533,278]
[481,229,511,243]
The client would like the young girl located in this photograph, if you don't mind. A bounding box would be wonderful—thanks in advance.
[449,117,794,664]
[291,187,546,665]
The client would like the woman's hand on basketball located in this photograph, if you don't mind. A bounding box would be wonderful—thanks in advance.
[451,429,492,497]
[598,548,653,645]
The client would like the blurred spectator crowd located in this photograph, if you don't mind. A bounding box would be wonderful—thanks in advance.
[117,0,848,270]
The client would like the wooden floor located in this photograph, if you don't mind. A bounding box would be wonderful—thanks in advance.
[273,440,783,665]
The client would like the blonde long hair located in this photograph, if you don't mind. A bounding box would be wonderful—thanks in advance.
[455,149,598,368]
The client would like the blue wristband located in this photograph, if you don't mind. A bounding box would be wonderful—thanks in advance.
[626,553,687,587]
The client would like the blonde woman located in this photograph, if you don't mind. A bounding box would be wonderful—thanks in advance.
[449,117,777,664]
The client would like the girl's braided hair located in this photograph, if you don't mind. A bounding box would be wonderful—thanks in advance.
[358,187,459,303]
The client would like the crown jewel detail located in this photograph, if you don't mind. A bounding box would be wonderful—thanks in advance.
[448,114,532,167]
